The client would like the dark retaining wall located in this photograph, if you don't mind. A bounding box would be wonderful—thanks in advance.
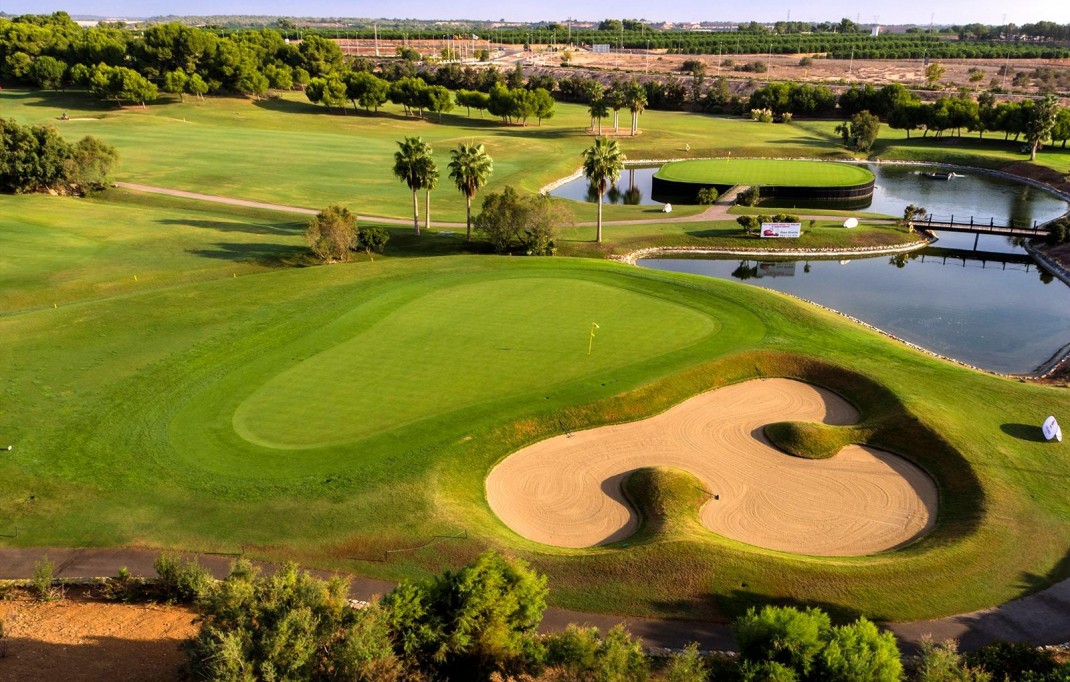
[651,175,875,204]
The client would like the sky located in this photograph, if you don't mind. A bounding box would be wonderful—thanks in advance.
[3,0,1069,26]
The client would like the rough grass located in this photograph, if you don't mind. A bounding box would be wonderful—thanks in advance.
[654,159,875,187]
[621,467,712,542]
[764,421,864,459]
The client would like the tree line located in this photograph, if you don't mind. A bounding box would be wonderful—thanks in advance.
[748,81,1070,154]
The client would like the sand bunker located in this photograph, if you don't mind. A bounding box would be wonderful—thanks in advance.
[486,378,937,556]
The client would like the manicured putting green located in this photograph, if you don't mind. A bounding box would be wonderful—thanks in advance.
[233,277,717,449]
[654,159,875,187]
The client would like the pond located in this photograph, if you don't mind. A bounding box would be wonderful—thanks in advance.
[551,160,1070,374]
[639,230,1070,375]
[549,162,1070,227]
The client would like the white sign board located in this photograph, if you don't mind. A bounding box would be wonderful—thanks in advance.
[761,222,802,238]
[592,44,611,54]
[1043,415,1063,442]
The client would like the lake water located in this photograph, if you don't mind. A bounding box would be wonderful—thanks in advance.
[553,161,1070,373]
[549,163,1070,227]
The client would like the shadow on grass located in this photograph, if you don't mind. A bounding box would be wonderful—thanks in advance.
[187,242,309,266]
[157,217,304,235]
[1000,422,1048,443]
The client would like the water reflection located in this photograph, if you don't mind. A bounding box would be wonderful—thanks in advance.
[643,247,1070,374]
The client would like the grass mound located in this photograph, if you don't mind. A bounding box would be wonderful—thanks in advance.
[654,159,874,188]
[620,467,711,543]
[763,421,863,459]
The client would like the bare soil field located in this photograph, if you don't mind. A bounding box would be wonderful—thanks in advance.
[0,588,195,682]
[334,38,1069,95]
[486,378,937,555]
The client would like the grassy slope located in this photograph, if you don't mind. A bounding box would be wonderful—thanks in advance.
[655,158,875,187]
[1,89,851,224]
[3,89,1070,623]
[2,193,1070,624]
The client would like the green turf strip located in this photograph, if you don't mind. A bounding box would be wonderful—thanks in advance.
[654,159,875,187]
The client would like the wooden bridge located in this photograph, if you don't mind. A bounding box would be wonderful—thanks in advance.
[916,214,1052,238]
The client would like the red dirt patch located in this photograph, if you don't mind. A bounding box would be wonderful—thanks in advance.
[0,588,196,682]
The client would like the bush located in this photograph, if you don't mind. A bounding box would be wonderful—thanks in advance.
[31,558,58,602]
[737,186,761,207]
[819,617,901,682]
[750,108,774,123]
[544,624,649,682]
[909,638,992,682]
[185,560,404,681]
[355,225,391,255]
[153,553,213,604]
[474,186,572,255]
[779,112,793,123]
[0,118,118,195]
[696,187,719,205]
[734,605,831,678]
[306,204,358,262]
[664,643,709,682]
[965,641,1060,681]
[1047,219,1069,245]
[799,56,814,67]
[383,550,549,681]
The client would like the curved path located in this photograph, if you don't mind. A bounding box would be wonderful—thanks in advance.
[1,545,1069,653]
[487,379,936,555]
[113,182,890,230]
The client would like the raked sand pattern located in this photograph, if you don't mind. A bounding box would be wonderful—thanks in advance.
[486,378,937,556]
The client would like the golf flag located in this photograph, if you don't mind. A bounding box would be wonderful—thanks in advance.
[588,323,600,355]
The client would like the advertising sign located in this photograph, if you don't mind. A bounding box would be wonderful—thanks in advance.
[760,222,802,238]
[1043,415,1063,442]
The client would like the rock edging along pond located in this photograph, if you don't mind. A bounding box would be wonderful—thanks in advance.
[611,238,932,266]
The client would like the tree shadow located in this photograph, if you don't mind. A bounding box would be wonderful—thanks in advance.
[186,242,308,266]
[6,88,116,113]
[157,217,304,235]
[999,423,1047,443]
[0,635,187,681]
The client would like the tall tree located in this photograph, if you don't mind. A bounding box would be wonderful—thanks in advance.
[393,136,433,236]
[625,81,647,135]
[588,97,608,135]
[1025,94,1060,161]
[423,155,439,232]
[581,137,625,243]
[448,143,494,242]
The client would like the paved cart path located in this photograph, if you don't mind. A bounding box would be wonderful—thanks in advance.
[114,182,892,229]
[2,546,1068,653]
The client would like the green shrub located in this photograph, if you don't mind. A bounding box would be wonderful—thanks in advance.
[185,560,404,681]
[663,643,709,682]
[1047,219,1069,245]
[31,557,58,602]
[909,638,992,682]
[544,624,649,682]
[153,553,213,604]
[737,186,761,207]
[818,617,902,682]
[799,56,814,67]
[696,187,719,205]
[734,605,831,677]
[965,641,1060,681]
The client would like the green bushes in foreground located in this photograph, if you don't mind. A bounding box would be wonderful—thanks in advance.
[171,550,1070,681]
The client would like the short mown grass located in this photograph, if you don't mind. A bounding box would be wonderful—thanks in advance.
[3,87,1070,627]
[655,158,875,188]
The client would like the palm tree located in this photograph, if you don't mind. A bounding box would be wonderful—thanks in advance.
[606,86,625,134]
[588,98,608,136]
[625,82,647,136]
[423,157,439,232]
[582,137,625,243]
[447,143,494,242]
[393,136,433,236]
